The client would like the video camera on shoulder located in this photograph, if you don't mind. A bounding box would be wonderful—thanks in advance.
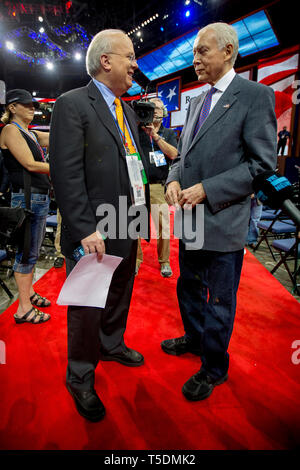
[132,98,155,126]
[132,87,156,125]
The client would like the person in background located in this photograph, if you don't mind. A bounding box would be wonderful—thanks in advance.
[163,22,277,401]
[277,126,291,155]
[0,89,51,324]
[246,194,263,249]
[53,208,65,268]
[137,97,178,277]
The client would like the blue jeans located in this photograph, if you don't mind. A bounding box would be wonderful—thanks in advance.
[11,192,50,274]
[246,198,263,244]
[177,241,244,379]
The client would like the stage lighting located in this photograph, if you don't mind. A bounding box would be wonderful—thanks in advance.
[39,27,45,33]
[185,10,191,17]
[38,16,43,22]
[46,62,54,70]
[160,27,164,32]
[6,41,14,50]
[32,91,37,96]
[137,31,141,37]
[74,52,82,60]
[185,0,191,4]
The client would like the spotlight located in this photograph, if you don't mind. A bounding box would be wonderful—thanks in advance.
[6,41,14,50]
[39,27,45,33]
[32,91,37,96]
[136,31,141,37]
[38,16,43,22]
[185,10,190,17]
[160,27,164,32]
[74,52,82,60]
[185,0,191,4]
[46,62,54,70]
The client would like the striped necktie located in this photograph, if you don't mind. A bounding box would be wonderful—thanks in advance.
[193,86,218,137]
[114,98,136,153]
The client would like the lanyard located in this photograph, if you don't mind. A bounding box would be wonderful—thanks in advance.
[150,136,155,153]
[113,116,130,154]
[12,122,45,161]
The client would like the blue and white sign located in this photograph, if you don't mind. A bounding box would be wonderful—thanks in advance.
[157,78,181,113]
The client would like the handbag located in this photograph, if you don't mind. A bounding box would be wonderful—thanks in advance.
[0,169,33,263]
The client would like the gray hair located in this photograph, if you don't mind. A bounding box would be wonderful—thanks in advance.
[150,97,164,108]
[86,29,126,77]
[198,22,239,66]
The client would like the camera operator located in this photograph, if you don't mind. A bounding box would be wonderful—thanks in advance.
[137,98,178,277]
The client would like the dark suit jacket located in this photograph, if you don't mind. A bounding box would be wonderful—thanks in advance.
[167,75,277,252]
[49,80,150,259]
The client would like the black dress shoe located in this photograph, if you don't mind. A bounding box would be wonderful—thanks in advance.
[161,336,201,356]
[66,383,106,422]
[182,370,228,401]
[100,347,144,367]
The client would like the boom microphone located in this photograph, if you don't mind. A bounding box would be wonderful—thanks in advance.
[252,170,300,226]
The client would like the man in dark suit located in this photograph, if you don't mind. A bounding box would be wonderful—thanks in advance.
[49,29,149,422]
[162,23,277,401]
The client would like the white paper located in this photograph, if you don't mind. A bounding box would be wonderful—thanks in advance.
[57,253,123,308]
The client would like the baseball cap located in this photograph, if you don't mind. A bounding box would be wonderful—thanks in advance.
[5,89,40,108]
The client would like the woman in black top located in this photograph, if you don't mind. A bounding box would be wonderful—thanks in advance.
[0,89,51,324]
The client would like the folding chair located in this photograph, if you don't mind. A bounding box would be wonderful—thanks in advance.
[0,249,14,299]
[260,209,282,220]
[254,216,296,261]
[271,237,300,295]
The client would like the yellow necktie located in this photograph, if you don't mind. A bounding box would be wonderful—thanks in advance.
[114,98,136,154]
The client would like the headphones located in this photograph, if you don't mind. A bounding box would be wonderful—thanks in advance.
[162,104,168,117]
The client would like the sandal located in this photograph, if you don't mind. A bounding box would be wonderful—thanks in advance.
[30,292,51,307]
[14,307,51,324]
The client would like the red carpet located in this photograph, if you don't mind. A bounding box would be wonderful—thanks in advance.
[0,222,300,450]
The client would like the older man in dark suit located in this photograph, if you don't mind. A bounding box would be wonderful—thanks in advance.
[162,22,277,401]
[49,29,149,421]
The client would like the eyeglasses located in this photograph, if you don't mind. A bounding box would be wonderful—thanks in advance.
[107,52,137,63]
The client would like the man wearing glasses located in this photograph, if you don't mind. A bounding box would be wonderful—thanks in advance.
[50,29,150,422]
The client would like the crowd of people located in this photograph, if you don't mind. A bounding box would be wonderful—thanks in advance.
[0,22,277,422]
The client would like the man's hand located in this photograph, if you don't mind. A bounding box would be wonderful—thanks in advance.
[81,231,105,261]
[142,124,157,139]
[165,181,182,207]
[178,183,206,208]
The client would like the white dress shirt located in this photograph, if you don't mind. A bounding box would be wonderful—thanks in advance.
[210,68,236,113]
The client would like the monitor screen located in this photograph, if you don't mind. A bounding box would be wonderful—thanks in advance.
[232,10,279,57]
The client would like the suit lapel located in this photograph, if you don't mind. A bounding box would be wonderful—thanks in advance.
[87,81,126,157]
[188,75,240,152]
[185,92,206,150]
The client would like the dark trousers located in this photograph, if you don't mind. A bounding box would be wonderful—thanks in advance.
[66,240,137,390]
[177,241,244,379]
[277,139,287,155]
